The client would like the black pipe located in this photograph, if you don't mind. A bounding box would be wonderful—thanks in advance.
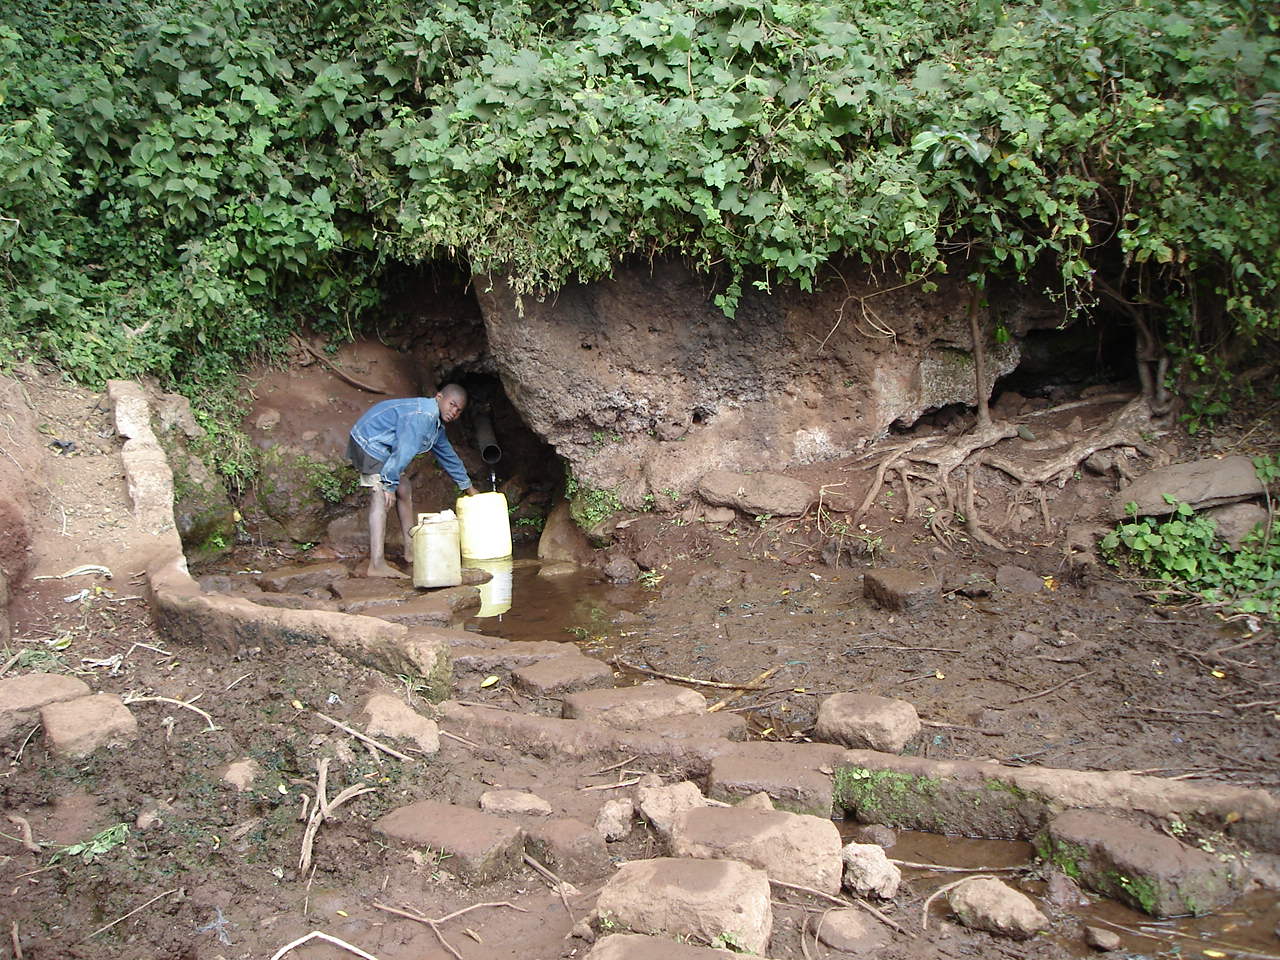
[472,404,502,465]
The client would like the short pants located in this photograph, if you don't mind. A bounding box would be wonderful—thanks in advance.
[346,435,386,489]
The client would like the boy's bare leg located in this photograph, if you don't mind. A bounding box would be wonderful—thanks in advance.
[395,479,415,566]
[366,487,408,578]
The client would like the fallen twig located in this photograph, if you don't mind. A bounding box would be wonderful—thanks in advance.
[373,900,525,960]
[1006,669,1099,706]
[593,755,639,775]
[271,930,382,960]
[921,721,1004,737]
[613,657,767,690]
[122,694,219,732]
[82,887,180,942]
[708,664,784,713]
[769,879,911,936]
[579,777,642,792]
[225,672,253,691]
[0,651,21,678]
[10,920,21,960]
[439,729,481,748]
[298,758,376,872]
[524,853,578,919]
[892,859,1026,874]
[32,564,113,581]
[313,711,412,762]
[920,875,997,931]
[292,334,387,395]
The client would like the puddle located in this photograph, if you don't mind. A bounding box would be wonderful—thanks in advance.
[846,829,1280,958]
[459,556,649,646]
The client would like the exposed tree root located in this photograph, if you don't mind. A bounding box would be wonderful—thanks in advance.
[852,394,1167,545]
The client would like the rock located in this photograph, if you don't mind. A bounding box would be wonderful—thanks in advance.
[861,568,939,613]
[1203,502,1269,550]
[450,641,571,676]
[526,817,612,881]
[849,824,897,849]
[706,754,834,818]
[361,693,439,754]
[814,908,889,952]
[329,577,415,611]
[362,587,479,626]
[947,877,1048,940]
[563,683,708,728]
[1084,925,1121,951]
[670,806,844,894]
[698,470,814,518]
[538,561,580,577]
[0,673,92,739]
[40,694,137,758]
[603,556,640,583]
[593,857,773,955]
[596,798,635,841]
[995,564,1045,594]
[636,779,709,842]
[135,798,176,831]
[1112,456,1265,520]
[539,501,597,565]
[374,800,526,883]
[840,842,902,899]
[513,655,614,696]
[736,792,774,812]
[1039,810,1244,917]
[700,506,738,525]
[814,693,921,753]
[221,759,262,791]
[479,789,552,817]
[1044,868,1088,907]
[585,933,747,959]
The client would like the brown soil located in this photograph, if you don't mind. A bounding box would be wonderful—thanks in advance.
[2,362,1278,960]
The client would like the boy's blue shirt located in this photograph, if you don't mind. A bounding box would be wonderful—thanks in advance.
[349,397,471,491]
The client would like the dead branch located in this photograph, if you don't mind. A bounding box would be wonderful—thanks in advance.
[313,711,413,762]
[612,658,768,690]
[892,859,1027,873]
[373,900,526,960]
[291,334,387,394]
[1006,668,1099,706]
[769,878,912,936]
[271,931,382,960]
[122,694,219,732]
[298,758,376,872]
[524,853,578,920]
[81,888,180,942]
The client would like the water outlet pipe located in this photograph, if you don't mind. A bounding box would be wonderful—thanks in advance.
[472,404,502,466]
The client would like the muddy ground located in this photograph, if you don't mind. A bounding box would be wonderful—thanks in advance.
[1,364,1278,960]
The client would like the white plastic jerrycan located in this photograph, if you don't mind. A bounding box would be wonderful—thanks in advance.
[456,491,512,561]
[411,510,462,588]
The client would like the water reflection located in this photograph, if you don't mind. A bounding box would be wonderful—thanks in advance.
[464,556,514,618]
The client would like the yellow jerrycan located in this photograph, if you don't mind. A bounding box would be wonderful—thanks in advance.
[456,491,513,561]
[411,510,462,588]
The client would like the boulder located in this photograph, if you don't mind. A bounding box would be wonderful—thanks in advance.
[539,501,597,564]
[361,693,439,753]
[0,673,92,739]
[1112,456,1265,520]
[593,857,773,955]
[479,789,552,817]
[947,877,1048,940]
[995,564,1045,594]
[814,909,890,953]
[840,842,902,899]
[526,817,612,881]
[1038,810,1244,917]
[374,800,525,882]
[1203,502,1269,550]
[670,806,843,893]
[41,694,138,758]
[698,471,815,518]
[596,798,636,841]
[258,562,350,593]
[636,779,709,843]
[563,684,707,727]
[814,693,921,753]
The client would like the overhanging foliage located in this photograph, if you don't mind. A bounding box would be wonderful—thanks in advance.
[2,0,1277,398]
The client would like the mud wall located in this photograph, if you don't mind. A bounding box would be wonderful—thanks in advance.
[475,258,1061,507]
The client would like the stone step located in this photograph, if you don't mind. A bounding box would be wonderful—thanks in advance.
[0,673,91,739]
[41,693,138,758]
[513,654,615,696]
[585,933,761,960]
[706,750,836,818]
[563,683,707,727]
[374,799,525,883]
[258,561,350,593]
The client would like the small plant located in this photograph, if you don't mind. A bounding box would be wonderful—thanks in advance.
[710,931,753,953]
[1101,496,1280,618]
[754,513,773,527]
[565,470,623,530]
[638,570,664,589]
[51,823,130,865]
[565,625,590,640]
[514,515,545,531]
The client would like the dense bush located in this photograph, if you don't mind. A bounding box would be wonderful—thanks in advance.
[2,0,1277,449]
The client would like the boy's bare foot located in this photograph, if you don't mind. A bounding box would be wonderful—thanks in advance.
[366,561,408,579]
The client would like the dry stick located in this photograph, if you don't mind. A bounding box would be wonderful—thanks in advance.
[224,672,253,691]
[0,651,21,678]
[769,879,911,936]
[579,776,641,792]
[122,695,219,732]
[313,711,412,762]
[292,334,387,395]
[524,853,578,920]
[11,723,40,765]
[892,859,1027,874]
[612,657,767,691]
[593,754,639,775]
[921,721,1004,737]
[10,920,21,960]
[1091,916,1280,960]
[708,664,785,713]
[920,875,997,931]
[82,887,181,941]
[1006,668,1099,706]
[373,900,525,960]
[298,758,377,872]
[439,729,481,748]
[847,645,962,654]
[271,930,382,960]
